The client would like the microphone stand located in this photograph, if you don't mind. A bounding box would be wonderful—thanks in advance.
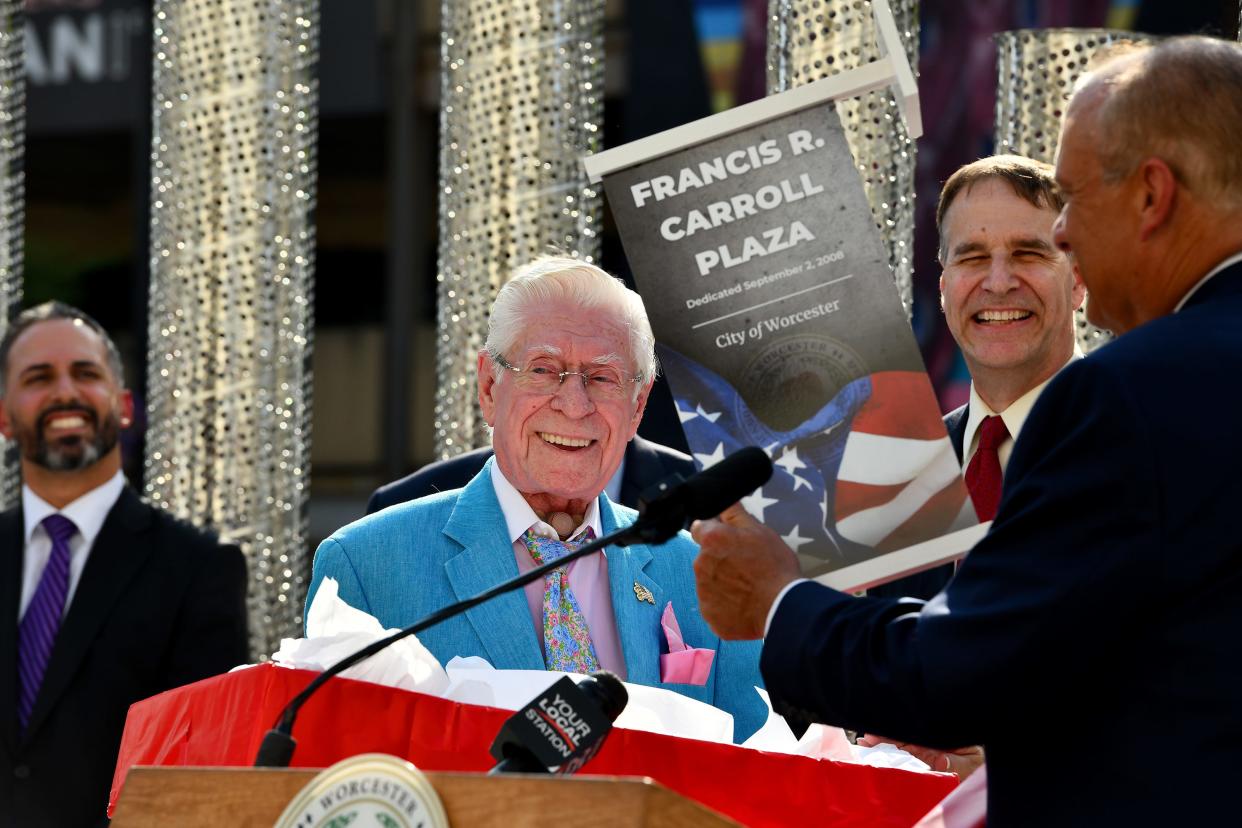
[255,511,679,767]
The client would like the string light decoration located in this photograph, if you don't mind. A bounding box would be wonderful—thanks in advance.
[994,28,1152,353]
[766,0,918,313]
[144,0,318,656]
[0,1,23,509]
[434,0,603,457]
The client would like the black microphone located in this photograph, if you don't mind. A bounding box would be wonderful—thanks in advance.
[632,445,774,543]
[254,446,772,767]
[488,671,628,775]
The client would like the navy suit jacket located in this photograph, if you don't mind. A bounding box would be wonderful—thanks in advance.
[0,488,249,828]
[314,460,767,741]
[762,262,1242,826]
[367,435,696,515]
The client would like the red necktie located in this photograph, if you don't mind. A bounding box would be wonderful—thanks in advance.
[964,415,1009,522]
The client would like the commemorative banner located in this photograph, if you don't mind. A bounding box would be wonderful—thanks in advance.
[585,7,987,589]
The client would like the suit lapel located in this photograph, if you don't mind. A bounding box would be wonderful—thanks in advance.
[0,507,23,752]
[599,496,664,685]
[441,463,544,670]
[945,404,969,465]
[23,488,155,740]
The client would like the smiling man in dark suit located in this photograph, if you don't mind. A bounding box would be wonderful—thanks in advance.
[936,155,1084,482]
[872,156,1083,608]
[865,159,1082,777]
[0,302,249,828]
[692,36,1242,825]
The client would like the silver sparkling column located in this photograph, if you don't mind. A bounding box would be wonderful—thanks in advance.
[994,29,1151,353]
[145,0,318,657]
[767,0,918,312]
[434,0,603,457]
[0,1,23,510]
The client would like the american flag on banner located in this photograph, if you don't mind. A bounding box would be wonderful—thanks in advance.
[662,347,977,575]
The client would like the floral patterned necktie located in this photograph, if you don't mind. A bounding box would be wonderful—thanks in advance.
[521,527,600,674]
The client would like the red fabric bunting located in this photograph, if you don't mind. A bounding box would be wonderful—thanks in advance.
[110,664,955,826]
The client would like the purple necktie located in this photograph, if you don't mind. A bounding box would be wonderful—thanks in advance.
[17,514,77,730]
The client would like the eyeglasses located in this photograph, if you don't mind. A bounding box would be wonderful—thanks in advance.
[493,353,643,401]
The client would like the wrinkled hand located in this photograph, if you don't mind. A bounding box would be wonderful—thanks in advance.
[856,734,985,779]
[691,502,802,640]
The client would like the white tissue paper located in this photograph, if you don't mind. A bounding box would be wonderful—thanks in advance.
[269,578,449,695]
[442,656,736,744]
[851,741,932,772]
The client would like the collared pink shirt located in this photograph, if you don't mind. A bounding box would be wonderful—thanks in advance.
[490,464,627,678]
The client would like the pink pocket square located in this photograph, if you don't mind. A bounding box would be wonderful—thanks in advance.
[659,601,715,685]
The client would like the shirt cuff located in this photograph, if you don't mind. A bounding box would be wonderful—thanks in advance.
[764,578,810,638]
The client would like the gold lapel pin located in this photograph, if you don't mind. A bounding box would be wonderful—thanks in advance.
[633,582,655,605]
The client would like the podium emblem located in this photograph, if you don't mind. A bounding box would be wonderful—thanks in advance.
[274,753,450,828]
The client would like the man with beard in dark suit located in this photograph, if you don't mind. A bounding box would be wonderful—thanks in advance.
[0,302,248,828]
[692,36,1242,825]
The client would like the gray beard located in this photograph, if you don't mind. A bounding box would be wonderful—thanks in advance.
[28,412,120,472]
[36,437,105,471]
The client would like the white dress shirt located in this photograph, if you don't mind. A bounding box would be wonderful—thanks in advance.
[489,463,627,677]
[960,355,1077,476]
[19,470,126,621]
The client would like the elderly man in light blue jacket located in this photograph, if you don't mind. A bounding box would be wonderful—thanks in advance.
[307,257,766,741]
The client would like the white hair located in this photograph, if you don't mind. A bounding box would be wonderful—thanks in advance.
[484,256,657,388]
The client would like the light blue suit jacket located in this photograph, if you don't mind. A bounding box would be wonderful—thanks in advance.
[306,460,767,741]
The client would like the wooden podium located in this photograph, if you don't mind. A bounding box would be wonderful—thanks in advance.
[111,766,741,827]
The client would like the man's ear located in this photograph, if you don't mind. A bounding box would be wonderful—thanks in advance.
[1070,264,1087,311]
[119,389,135,427]
[0,399,11,440]
[628,381,652,439]
[938,273,947,313]
[477,351,497,426]
[1136,157,1177,242]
